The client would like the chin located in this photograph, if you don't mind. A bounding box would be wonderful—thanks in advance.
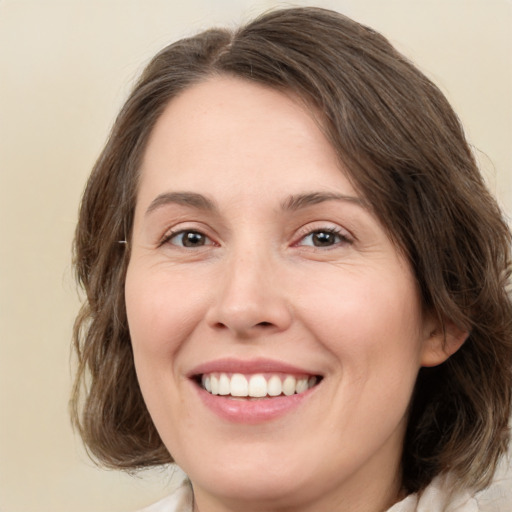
[173,438,316,504]
[190,465,320,509]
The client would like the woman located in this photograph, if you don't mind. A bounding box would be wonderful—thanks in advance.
[71,7,512,512]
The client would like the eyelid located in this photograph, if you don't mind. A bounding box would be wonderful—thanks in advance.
[292,222,354,247]
[164,230,213,248]
[158,222,219,248]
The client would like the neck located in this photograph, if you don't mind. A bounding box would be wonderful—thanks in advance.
[191,462,404,512]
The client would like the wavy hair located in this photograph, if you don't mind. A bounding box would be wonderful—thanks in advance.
[71,7,512,494]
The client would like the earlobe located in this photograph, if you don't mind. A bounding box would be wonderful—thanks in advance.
[421,322,469,368]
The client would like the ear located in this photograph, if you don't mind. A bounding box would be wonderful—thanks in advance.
[420,319,469,368]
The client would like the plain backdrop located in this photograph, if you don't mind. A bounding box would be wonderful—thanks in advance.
[1,1,511,511]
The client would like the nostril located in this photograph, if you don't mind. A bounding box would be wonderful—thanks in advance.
[257,321,273,327]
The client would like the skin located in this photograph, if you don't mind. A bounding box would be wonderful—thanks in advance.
[125,76,458,512]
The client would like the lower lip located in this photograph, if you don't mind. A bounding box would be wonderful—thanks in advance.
[195,384,316,424]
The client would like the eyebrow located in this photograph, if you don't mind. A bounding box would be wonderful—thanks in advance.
[145,192,217,216]
[281,192,368,211]
[145,190,368,216]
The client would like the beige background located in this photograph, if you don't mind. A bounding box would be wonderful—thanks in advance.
[0,1,511,511]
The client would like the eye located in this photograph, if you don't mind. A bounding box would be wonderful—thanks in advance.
[164,229,213,248]
[297,228,351,248]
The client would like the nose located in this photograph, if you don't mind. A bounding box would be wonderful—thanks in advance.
[205,250,293,338]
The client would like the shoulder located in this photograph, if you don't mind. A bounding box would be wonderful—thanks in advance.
[473,453,512,512]
[388,456,512,512]
[387,474,478,512]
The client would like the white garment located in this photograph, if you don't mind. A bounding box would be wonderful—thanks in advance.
[137,482,192,512]
[138,459,512,512]
[387,468,512,512]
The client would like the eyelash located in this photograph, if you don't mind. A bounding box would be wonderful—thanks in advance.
[159,225,353,250]
[159,228,215,248]
[294,226,352,248]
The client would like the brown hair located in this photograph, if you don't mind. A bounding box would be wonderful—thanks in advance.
[71,6,512,494]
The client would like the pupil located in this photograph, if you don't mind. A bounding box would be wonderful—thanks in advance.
[184,232,204,247]
[313,232,334,246]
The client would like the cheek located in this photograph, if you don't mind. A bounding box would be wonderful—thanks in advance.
[297,267,425,377]
[125,264,201,364]
[124,265,198,432]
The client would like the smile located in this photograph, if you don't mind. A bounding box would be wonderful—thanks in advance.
[189,360,323,423]
[200,373,319,398]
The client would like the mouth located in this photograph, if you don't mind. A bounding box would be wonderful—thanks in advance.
[189,359,323,422]
[195,372,322,399]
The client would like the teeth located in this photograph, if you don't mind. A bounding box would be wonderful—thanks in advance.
[248,374,267,397]
[231,374,249,397]
[204,375,212,393]
[282,375,296,396]
[210,375,219,395]
[296,377,309,394]
[267,375,282,396]
[218,373,230,395]
[200,372,318,398]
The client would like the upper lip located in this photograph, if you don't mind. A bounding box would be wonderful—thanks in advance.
[188,357,321,378]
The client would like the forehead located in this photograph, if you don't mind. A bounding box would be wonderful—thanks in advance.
[137,76,356,209]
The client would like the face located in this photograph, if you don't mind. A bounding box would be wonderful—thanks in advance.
[126,77,440,512]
